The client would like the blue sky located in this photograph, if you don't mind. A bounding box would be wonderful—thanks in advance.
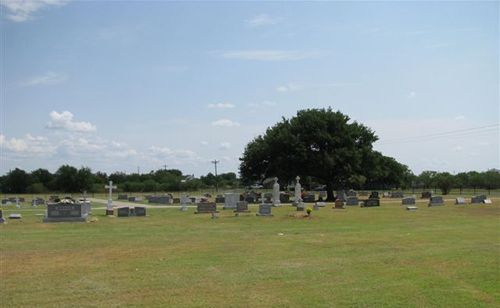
[1,1,498,176]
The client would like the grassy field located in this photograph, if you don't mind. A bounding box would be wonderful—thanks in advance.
[1,199,499,307]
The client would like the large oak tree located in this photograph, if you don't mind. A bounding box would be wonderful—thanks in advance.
[239,108,409,200]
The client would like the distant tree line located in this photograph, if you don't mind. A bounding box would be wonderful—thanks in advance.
[0,165,240,194]
[409,170,500,195]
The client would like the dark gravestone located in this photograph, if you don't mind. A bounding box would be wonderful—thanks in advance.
[135,206,146,216]
[455,197,466,205]
[1,199,8,205]
[369,191,380,199]
[279,193,290,203]
[173,198,180,204]
[8,197,16,202]
[346,190,357,197]
[471,195,487,204]
[363,198,380,207]
[32,198,45,206]
[118,194,128,200]
[256,203,273,216]
[346,197,359,206]
[402,197,416,205]
[421,191,432,199]
[0,209,4,223]
[303,193,316,203]
[334,200,345,209]
[128,196,137,202]
[117,207,130,217]
[43,203,91,222]
[18,197,25,202]
[428,196,444,206]
[215,195,225,203]
[195,202,218,214]
[391,191,404,198]
[234,201,250,215]
[245,196,256,203]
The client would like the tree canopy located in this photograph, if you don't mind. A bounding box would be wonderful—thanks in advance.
[239,108,410,200]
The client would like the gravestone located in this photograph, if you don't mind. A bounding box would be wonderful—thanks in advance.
[369,191,380,199]
[272,177,281,206]
[455,197,466,205]
[105,180,117,215]
[43,202,91,222]
[334,200,345,209]
[1,199,8,205]
[215,195,225,203]
[117,207,130,217]
[402,197,416,205]
[256,203,273,216]
[363,198,380,207]
[336,190,347,201]
[391,191,404,198]
[294,176,302,205]
[118,194,128,200]
[134,206,146,216]
[245,195,256,203]
[234,201,250,216]
[279,193,290,203]
[0,209,4,223]
[128,196,141,202]
[303,193,316,203]
[9,214,22,219]
[195,202,218,214]
[471,195,487,204]
[180,195,190,211]
[382,192,391,198]
[173,198,180,204]
[421,191,432,199]
[405,205,418,211]
[315,201,326,207]
[318,191,327,199]
[428,196,444,206]
[32,198,45,206]
[484,199,492,204]
[346,196,359,206]
[223,193,239,210]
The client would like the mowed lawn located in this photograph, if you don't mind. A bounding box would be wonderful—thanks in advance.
[1,200,499,307]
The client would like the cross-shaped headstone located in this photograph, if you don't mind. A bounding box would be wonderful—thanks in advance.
[105,181,117,214]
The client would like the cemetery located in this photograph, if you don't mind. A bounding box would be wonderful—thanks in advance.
[0,192,498,307]
[1,2,499,306]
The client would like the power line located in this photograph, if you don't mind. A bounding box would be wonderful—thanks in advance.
[377,124,499,145]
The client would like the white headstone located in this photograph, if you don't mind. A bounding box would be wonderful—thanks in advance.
[272,177,280,206]
[104,180,117,212]
[294,176,302,202]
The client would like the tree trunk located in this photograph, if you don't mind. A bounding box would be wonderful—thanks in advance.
[326,182,335,201]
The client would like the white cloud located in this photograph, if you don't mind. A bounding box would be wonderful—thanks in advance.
[208,102,235,109]
[276,83,302,92]
[22,71,68,86]
[246,14,281,27]
[1,0,68,22]
[0,133,56,156]
[248,101,277,108]
[219,142,231,150]
[46,111,96,132]
[211,119,240,127]
[221,50,319,61]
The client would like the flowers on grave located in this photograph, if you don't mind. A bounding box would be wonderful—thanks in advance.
[306,207,312,216]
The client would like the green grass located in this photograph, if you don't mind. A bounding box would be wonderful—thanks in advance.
[1,200,499,307]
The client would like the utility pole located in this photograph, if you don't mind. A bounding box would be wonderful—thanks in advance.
[211,159,220,192]
[163,164,167,171]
